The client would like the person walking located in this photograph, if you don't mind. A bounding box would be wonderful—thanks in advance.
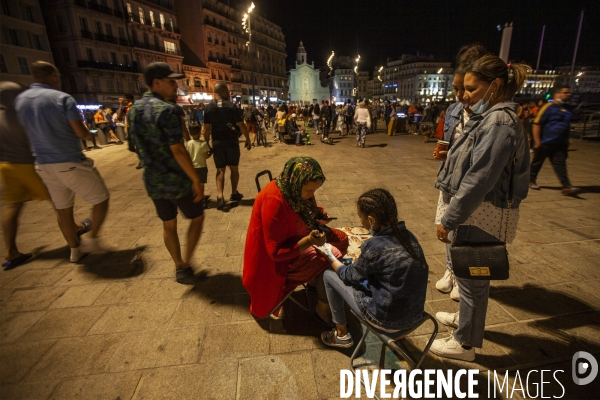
[320,100,333,143]
[15,61,111,263]
[354,101,371,148]
[128,62,205,284]
[529,85,580,196]
[372,100,381,133]
[0,82,52,268]
[202,82,252,211]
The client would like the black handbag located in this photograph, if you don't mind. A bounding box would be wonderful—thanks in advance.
[450,158,516,280]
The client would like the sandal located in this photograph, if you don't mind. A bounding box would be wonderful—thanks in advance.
[2,253,33,269]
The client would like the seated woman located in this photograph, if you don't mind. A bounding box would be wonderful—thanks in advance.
[284,114,306,146]
[316,188,429,348]
[243,157,349,321]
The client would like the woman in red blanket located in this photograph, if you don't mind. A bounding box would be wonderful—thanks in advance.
[243,157,349,320]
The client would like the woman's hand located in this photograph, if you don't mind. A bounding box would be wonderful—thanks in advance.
[437,224,451,243]
[307,230,326,246]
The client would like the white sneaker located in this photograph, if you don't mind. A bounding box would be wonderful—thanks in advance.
[435,269,454,293]
[70,247,86,263]
[80,237,115,254]
[435,311,459,329]
[450,280,460,301]
[429,335,475,361]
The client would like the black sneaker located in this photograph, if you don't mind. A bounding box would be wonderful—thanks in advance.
[217,197,229,211]
[230,191,244,202]
[176,267,197,285]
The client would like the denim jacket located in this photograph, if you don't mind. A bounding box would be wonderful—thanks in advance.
[434,102,530,231]
[336,222,429,331]
[443,101,464,142]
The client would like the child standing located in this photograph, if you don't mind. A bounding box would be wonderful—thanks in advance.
[185,133,212,207]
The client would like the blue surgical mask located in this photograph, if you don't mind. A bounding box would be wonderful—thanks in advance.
[470,84,494,115]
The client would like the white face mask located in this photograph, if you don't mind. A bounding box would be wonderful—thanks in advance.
[470,83,495,115]
[555,98,564,105]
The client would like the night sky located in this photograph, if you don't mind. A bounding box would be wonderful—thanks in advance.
[252,0,600,73]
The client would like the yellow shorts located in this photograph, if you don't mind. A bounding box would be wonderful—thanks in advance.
[0,163,50,204]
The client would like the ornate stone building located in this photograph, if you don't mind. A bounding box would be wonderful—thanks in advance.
[0,0,54,87]
[287,41,330,104]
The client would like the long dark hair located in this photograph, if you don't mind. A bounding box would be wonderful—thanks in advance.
[357,188,423,265]
[313,104,320,115]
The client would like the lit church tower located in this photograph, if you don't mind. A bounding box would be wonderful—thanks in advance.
[296,41,307,65]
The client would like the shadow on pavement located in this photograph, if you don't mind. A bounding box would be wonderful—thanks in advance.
[31,245,149,279]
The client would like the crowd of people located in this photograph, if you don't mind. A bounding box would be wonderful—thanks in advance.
[0,47,582,365]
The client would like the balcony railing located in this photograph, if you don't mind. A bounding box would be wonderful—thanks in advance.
[94,33,118,44]
[144,0,174,11]
[208,56,232,65]
[128,13,141,23]
[131,41,182,56]
[77,60,139,73]
[73,0,124,18]
[81,30,93,39]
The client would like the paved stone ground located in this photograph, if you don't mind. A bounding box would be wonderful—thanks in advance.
[1,121,599,399]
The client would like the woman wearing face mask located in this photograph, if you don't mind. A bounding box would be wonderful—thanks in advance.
[430,53,531,362]
[243,157,349,321]
[316,189,429,348]
[434,44,489,301]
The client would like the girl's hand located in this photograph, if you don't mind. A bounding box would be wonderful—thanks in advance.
[437,224,451,243]
[313,243,336,263]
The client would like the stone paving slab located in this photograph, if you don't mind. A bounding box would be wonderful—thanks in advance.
[1,121,599,399]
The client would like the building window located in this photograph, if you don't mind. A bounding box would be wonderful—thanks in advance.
[110,52,117,64]
[7,29,20,46]
[62,48,70,63]
[116,78,122,91]
[17,56,29,75]
[56,15,65,32]
[64,75,75,92]
[86,48,94,62]
[80,17,88,32]
[194,78,201,87]
[0,54,7,73]
[106,77,114,92]
[92,77,100,92]
[105,24,113,37]
[1,0,10,15]
[164,41,176,54]
[128,78,135,91]
[149,10,155,27]
[31,34,42,50]
[138,7,144,24]
[101,51,108,63]
[123,54,129,65]
[118,27,125,39]
[23,4,34,22]
[95,21,103,34]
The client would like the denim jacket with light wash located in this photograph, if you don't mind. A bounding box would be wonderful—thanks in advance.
[434,102,530,231]
[336,222,429,331]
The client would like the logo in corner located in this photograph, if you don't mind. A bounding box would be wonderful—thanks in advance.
[572,351,598,386]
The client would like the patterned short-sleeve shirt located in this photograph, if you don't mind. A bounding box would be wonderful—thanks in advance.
[128,92,190,199]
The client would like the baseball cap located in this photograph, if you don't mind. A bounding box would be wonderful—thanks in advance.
[144,62,185,85]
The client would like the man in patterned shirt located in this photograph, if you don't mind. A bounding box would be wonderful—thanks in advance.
[128,62,204,285]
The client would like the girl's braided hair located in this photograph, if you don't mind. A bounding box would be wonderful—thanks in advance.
[357,188,424,265]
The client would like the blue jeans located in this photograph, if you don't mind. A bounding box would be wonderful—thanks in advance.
[289,131,304,144]
[323,269,363,326]
[448,228,491,348]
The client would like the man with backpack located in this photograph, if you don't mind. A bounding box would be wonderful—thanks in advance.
[343,100,354,135]
[243,105,262,146]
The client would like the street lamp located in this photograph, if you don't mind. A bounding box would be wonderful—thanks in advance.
[242,3,256,106]
[353,55,360,102]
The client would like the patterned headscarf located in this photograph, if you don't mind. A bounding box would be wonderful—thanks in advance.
[276,157,326,231]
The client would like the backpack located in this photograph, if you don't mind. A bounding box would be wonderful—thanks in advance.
[346,105,354,117]
[243,107,255,122]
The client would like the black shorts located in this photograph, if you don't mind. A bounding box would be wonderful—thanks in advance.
[151,194,204,221]
[212,142,240,169]
[195,167,208,184]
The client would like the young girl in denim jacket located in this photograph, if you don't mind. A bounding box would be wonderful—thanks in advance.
[317,188,429,348]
